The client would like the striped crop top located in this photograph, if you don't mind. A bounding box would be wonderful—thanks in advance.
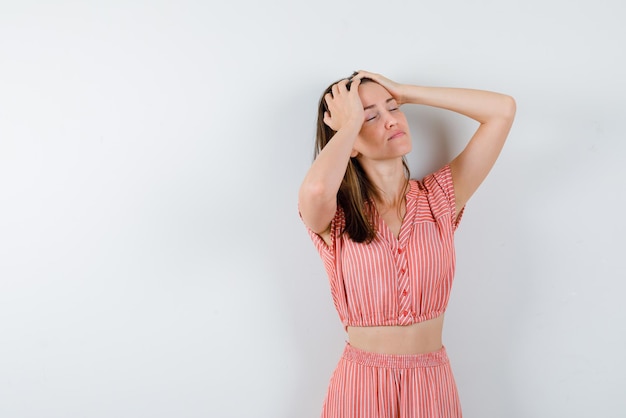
[304,165,464,329]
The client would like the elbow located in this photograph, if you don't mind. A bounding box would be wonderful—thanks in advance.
[480,94,516,126]
[300,180,324,200]
[299,181,333,208]
[298,181,337,232]
[502,95,516,121]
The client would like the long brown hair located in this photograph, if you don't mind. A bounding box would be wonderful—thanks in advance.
[314,77,410,243]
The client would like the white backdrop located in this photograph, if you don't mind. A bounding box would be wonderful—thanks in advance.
[1,1,625,417]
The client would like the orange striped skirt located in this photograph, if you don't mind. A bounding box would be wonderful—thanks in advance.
[321,344,462,418]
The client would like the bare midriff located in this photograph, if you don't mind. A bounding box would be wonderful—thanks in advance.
[347,314,445,355]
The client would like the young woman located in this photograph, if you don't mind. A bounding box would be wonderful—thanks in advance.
[298,70,515,417]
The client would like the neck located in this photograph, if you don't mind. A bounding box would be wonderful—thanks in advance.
[359,157,408,208]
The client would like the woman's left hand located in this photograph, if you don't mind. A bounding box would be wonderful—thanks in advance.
[352,70,408,104]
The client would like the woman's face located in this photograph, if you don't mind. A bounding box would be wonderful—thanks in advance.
[352,82,412,161]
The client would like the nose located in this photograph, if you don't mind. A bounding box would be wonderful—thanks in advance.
[384,111,398,129]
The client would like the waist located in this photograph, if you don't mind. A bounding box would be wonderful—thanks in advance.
[341,343,449,368]
[347,314,445,355]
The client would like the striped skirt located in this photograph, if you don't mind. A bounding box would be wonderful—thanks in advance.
[321,344,462,418]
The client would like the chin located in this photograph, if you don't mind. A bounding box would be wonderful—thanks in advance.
[398,143,413,156]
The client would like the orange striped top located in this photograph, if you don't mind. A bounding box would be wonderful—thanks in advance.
[305,165,464,328]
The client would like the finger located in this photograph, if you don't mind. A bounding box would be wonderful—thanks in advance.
[349,76,361,90]
[336,78,350,94]
[323,112,333,128]
[324,92,333,108]
[356,70,380,82]
[350,70,365,81]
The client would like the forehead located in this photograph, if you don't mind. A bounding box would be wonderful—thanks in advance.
[358,82,393,105]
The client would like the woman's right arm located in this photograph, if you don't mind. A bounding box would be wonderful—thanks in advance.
[298,78,364,234]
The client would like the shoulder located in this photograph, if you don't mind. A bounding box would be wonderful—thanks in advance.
[302,205,345,249]
[414,165,463,227]
[412,165,453,197]
[422,164,453,187]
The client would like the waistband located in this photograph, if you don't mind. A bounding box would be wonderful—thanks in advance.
[342,343,449,369]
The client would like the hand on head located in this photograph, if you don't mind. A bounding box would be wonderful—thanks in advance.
[323,71,406,131]
[323,77,364,132]
[351,70,406,105]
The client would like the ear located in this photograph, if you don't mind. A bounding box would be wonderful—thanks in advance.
[350,148,359,158]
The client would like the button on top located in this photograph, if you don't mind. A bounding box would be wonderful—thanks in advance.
[397,248,403,254]
[402,290,408,296]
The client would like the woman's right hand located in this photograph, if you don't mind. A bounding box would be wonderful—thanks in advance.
[323,78,364,132]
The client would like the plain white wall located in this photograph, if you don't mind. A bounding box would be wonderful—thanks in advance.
[1,1,624,417]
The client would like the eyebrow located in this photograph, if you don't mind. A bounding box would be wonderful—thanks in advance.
[363,98,395,111]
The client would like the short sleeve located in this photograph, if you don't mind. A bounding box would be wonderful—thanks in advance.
[422,164,464,230]
[299,206,345,266]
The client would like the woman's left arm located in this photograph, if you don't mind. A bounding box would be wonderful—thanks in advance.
[353,71,516,218]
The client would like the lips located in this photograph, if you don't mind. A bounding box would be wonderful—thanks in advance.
[387,131,405,140]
